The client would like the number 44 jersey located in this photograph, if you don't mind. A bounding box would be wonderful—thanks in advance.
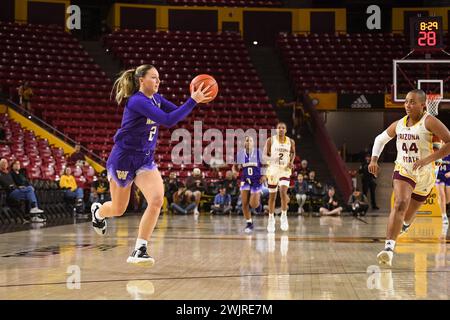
[395,112,435,176]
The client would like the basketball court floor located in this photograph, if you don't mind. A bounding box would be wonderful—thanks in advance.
[0,214,448,300]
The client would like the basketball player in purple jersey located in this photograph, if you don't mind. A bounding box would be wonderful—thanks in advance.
[91,64,211,266]
[436,154,450,225]
[233,136,265,233]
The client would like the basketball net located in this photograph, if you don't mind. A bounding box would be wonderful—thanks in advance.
[426,93,442,116]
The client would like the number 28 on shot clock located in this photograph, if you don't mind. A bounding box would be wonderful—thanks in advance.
[410,16,444,50]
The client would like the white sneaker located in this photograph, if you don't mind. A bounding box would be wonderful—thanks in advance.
[280,213,289,231]
[443,215,449,225]
[29,207,44,214]
[30,215,45,223]
[91,202,107,235]
[377,248,394,267]
[267,215,275,233]
[127,246,155,266]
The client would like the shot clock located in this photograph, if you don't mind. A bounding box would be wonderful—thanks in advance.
[410,16,444,50]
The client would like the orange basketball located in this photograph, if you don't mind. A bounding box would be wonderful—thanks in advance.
[189,74,218,103]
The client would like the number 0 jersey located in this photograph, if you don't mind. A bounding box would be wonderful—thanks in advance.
[236,148,262,185]
[395,112,434,173]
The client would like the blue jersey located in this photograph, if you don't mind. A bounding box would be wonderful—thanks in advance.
[237,148,262,184]
[113,92,196,153]
[439,155,450,173]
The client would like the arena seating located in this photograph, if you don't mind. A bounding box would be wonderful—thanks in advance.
[167,0,282,7]
[0,21,120,156]
[104,29,278,178]
[277,32,411,94]
[0,22,279,182]
[0,113,96,185]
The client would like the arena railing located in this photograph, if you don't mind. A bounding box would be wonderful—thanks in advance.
[0,98,106,167]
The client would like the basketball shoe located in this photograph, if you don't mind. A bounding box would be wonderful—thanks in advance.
[127,245,155,266]
[267,215,275,233]
[91,202,107,235]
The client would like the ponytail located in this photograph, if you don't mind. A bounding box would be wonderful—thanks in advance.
[111,64,156,105]
[112,69,137,105]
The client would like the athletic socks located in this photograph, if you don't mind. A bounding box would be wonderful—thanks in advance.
[281,210,287,216]
[246,219,252,224]
[135,238,148,250]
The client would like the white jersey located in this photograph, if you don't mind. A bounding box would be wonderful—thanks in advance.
[395,112,434,173]
[269,135,292,168]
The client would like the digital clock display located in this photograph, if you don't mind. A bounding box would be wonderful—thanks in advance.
[410,16,444,50]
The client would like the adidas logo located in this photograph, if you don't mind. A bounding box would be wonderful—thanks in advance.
[351,95,372,108]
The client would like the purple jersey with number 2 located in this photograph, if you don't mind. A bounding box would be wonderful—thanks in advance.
[107,91,196,187]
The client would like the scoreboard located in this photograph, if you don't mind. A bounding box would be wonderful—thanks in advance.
[410,16,444,50]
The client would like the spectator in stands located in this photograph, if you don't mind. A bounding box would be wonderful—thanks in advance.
[0,158,45,218]
[89,170,110,205]
[294,173,308,214]
[299,160,310,180]
[10,160,30,187]
[347,188,369,216]
[221,170,239,206]
[306,170,324,198]
[17,81,33,112]
[185,168,208,216]
[319,186,343,216]
[170,186,196,215]
[164,172,180,205]
[359,154,379,210]
[211,186,232,215]
[60,167,85,212]
[69,143,87,166]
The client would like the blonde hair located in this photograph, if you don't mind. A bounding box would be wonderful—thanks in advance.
[112,64,155,105]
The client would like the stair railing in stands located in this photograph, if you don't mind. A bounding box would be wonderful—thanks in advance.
[1,98,106,166]
[302,94,352,200]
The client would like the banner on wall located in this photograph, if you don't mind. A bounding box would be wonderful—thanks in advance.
[309,93,337,110]
[337,94,384,109]
[385,94,404,108]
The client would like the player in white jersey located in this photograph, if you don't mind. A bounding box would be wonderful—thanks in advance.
[263,122,296,233]
[368,89,450,266]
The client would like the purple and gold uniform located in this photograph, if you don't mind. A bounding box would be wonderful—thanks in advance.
[437,155,450,186]
[236,148,262,193]
[107,92,196,187]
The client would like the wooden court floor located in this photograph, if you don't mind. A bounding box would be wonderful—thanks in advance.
[0,214,448,300]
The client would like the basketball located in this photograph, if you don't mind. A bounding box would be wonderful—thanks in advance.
[189,74,218,103]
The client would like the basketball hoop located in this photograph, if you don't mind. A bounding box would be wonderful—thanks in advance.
[426,93,442,116]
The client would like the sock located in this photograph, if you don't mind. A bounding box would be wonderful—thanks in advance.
[403,221,410,227]
[385,240,396,251]
[246,219,252,224]
[281,210,287,216]
[135,238,148,250]
[269,213,274,219]
[95,207,104,221]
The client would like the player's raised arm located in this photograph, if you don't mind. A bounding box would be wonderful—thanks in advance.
[413,116,450,170]
[368,121,397,177]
